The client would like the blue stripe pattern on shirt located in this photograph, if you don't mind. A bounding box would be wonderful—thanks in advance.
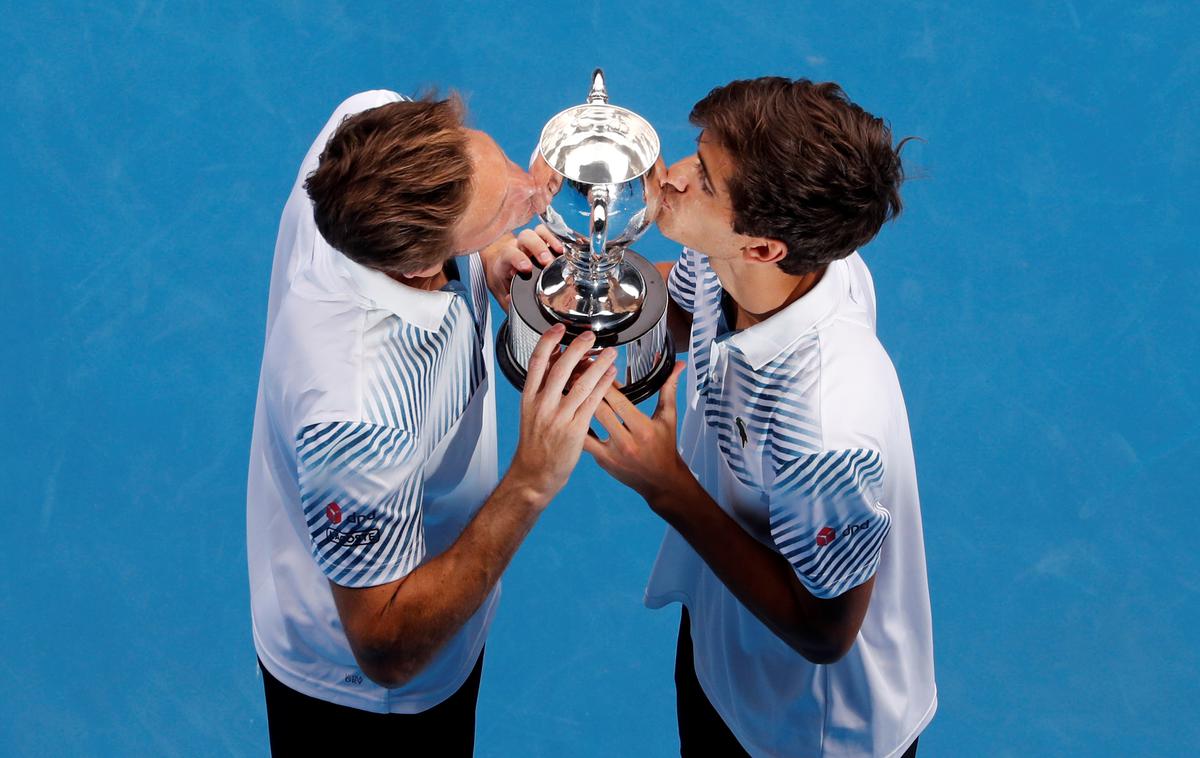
[297,421,427,587]
[768,448,891,599]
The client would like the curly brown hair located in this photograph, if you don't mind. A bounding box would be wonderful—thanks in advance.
[305,95,472,276]
[691,78,911,275]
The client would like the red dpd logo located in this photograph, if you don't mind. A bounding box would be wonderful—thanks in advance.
[326,502,343,524]
[816,526,836,547]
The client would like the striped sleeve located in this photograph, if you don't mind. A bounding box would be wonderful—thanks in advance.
[767,448,892,599]
[296,421,426,588]
[666,247,704,313]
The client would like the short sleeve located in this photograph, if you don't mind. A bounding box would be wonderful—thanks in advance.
[666,247,705,313]
[767,448,892,599]
[296,421,426,588]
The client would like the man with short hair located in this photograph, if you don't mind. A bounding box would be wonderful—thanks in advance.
[583,78,936,756]
[246,90,615,754]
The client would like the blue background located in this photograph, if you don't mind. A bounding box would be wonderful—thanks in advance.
[3,2,1197,755]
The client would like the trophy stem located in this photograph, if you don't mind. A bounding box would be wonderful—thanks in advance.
[535,257,645,331]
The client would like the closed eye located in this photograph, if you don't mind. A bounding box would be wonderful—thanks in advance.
[694,145,716,196]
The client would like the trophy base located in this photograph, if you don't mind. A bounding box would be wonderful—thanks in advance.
[497,249,676,405]
[496,321,675,405]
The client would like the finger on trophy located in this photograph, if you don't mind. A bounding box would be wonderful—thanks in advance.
[517,228,556,266]
[562,347,617,415]
[522,322,566,398]
[534,224,565,254]
[541,329,598,399]
[561,344,608,394]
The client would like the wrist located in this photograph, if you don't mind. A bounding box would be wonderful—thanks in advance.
[643,459,695,517]
[496,470,555,513]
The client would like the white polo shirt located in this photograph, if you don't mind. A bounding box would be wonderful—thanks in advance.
[646,247,937,757]
[246,91,500,713]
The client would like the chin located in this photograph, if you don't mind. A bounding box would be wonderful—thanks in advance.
[660,226,696,250]
[655,212,685,246]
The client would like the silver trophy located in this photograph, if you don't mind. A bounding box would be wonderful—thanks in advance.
[497,69,674,403]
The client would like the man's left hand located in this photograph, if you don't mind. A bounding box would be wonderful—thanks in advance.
[480,227,563,310]
[585,361,692,506]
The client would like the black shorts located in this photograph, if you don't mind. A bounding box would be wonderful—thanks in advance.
[676,609,918,758]
[259,651,484,756]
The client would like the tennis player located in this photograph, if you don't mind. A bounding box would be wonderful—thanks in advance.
[585,77,936,757]
[246,90,614,755]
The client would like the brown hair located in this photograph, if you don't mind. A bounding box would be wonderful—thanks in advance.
[305,95,472,275]
[691,78,910,275]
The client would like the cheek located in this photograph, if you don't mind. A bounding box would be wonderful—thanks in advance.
[675,197,725,238]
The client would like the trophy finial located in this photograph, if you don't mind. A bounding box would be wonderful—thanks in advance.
[587,68,608,104]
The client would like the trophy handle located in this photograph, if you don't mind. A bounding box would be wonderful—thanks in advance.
[589,194,608,262]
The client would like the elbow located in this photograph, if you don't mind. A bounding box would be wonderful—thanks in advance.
[360,661,411,690]
[351,636,428,689]
[359,652,424,690]
[799,641,854,665]
[791,631,857,665]
[363,669,413,690]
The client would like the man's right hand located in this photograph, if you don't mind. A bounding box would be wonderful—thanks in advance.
[508,322,616,505]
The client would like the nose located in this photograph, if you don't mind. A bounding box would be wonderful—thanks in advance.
[507,167,540,225]
[509,159,535,193]
[514,160,554,215]
[663,156,695,193]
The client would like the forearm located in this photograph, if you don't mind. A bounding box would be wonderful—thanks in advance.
[648,473,858,663]
[348,475,544,685]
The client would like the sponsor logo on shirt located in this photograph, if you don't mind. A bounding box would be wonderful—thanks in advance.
[817,521,872,548]
[325,527,381,546]
[324,508,379,546]
[842,521,871,538]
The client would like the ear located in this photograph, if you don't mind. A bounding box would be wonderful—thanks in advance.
[402,260,446,279]
[741,238,788,265]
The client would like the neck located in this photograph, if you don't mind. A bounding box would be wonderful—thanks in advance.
[725,264,826,330]
[390,267,449,292]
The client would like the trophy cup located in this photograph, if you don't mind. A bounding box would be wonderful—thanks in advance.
[497,69,675,403]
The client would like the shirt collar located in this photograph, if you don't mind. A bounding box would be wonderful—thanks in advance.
[337,253,456,332]
[722,256,847,370]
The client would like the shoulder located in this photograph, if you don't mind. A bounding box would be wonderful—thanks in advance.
[294,90,408,182]
[263,284,370,426]
[326,90,407,126]
[814,316,902,451]
[668,247,721,314]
